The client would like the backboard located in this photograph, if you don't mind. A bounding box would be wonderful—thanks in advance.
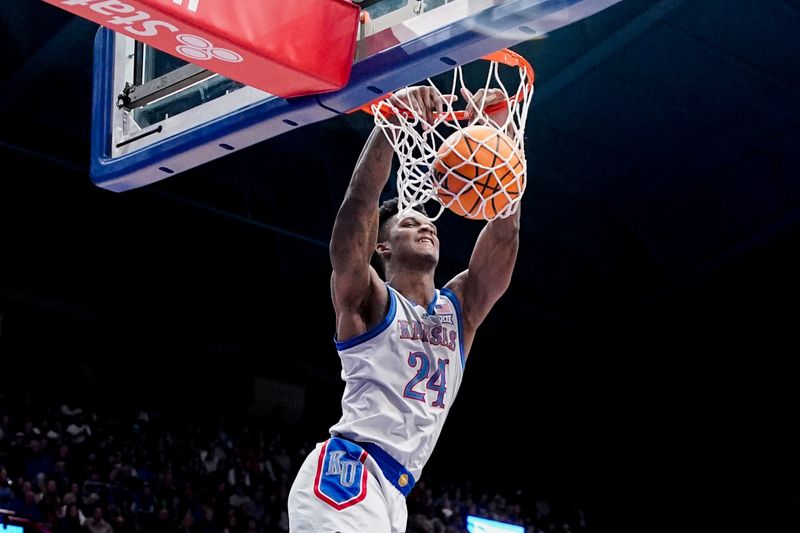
[91,0,623,191]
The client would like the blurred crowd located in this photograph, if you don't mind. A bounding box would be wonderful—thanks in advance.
[0,397,586,533]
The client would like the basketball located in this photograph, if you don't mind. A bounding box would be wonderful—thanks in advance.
[432,125,525,220]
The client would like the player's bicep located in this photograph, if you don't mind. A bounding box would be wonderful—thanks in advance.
[331,267,387,342]
[329,196,378,299]
[330,264,375,312]
[450,216,520,330]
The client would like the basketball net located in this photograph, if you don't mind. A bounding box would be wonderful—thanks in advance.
[366,50,534,221]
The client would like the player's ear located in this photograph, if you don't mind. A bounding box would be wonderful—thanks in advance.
[376,242,390,257]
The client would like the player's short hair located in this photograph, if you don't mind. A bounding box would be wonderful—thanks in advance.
[377,198,429,242]
[372,198,430,276]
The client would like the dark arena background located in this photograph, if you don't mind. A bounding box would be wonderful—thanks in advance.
[2,1,800,532]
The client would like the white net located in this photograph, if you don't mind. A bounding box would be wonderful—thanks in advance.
[370,50,535,221]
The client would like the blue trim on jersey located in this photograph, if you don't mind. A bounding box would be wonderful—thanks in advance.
[354,440,416,497]
[334,285,397,351]
[439,288,466,368]
[426,290,439,316]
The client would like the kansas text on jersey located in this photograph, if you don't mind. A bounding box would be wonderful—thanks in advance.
[329,284,465,483]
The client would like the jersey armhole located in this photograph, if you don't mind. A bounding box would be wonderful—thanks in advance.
[439,287,466,369]
[334,285,397,351]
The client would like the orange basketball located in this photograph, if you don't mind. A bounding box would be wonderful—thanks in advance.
[432,125,525,220]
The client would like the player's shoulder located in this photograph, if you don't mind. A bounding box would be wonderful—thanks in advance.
[442,270,467,306]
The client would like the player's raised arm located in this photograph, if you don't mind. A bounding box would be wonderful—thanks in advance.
[443,87,522,351]
[446,208,521,346]
[329,126,394,318]
[466,208,521,322]
[330,87,448,334]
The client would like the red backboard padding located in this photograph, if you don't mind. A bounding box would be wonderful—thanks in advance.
[44,0,360,97]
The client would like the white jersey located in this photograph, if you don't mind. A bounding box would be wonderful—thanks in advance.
[329,284,465,481]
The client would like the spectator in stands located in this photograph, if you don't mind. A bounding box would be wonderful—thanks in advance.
[153,508,173,533]
[84,506,113,533]
[25,438,53,480]
[178,509,195,532]
[0,467,14,508]
[58,493,85,522]
[132,481,157,528]
[60,404,83,418]
[230,484,253,510]
[57,502,84,533]
[195,504,221,533]
[52,460,70,495]
[15,489,44,523]
[107,502,131,533]
[65,415,91,445]
[244,487,266,522]
[39,478,61,525]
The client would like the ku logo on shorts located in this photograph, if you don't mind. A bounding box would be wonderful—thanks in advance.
[313,438,369,510]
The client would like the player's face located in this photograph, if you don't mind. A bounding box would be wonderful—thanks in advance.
[389,211,439,266]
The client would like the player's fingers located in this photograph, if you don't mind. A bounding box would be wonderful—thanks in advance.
[472,88,497,109]
[416,86,429,123]
[485,88,505,105]
[434,93,444,119]
[406,91,422,118]
[403,88,423,113]
[390,92,411,112]
[424,88,437,123]
[414,101,424,120]
[418,87,431,119]
[439,94,456,119]
[460,88,475,118]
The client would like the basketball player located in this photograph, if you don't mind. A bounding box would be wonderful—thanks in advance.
[288,85,520,532]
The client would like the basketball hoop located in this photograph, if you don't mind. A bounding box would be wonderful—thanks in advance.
[363,49,535,221]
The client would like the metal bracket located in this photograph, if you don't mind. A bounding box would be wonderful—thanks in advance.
[117,63,216,111]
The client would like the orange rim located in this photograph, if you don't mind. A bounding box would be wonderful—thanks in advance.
[356,48,534,119]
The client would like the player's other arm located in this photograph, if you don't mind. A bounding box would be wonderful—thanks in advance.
[444,88,520,352]
[445,207,521,352]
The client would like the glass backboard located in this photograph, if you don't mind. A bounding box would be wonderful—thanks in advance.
[91,0,623,191]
